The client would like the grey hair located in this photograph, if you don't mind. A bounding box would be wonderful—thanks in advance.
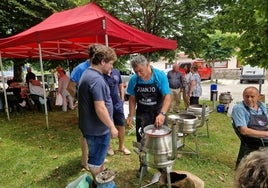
[130,55,148,68]
[234,148,268,188]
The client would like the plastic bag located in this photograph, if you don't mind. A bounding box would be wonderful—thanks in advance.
[227,101,236,117]
[55,93,63,106]
[66,173,92,188]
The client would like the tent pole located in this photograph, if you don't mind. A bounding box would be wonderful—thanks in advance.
[38,43,49,129]
[67,59,70,76]
[105,34,108,47]
[0,52,10,120]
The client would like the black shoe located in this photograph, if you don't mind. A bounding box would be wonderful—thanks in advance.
[136,165,148,178]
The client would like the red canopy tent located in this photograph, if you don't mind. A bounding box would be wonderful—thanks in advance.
[0,2,177,126]
[0,2,177,59]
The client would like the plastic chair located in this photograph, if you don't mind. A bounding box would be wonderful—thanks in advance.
[29,94,52,112]
[6,92,23,113]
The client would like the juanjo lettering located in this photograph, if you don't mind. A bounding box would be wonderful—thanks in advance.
[137,86,156,92]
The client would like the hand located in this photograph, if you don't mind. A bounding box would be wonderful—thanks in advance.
[126,116,133,126]
[154,113,165,127]
[110,126,118,138]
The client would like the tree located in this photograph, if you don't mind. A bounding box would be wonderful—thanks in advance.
[94,0,220,59]
[0,0,77,81]
[200,30,238,80]
[213,0,268,68]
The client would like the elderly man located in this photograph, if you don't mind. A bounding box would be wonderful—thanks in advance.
[232,86,268,167]
[167,63,184,112]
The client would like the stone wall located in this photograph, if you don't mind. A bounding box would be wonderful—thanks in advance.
[213,69,241,79]
[214,68,268,80]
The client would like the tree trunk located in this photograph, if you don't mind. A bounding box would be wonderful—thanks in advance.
[13,63,24,83]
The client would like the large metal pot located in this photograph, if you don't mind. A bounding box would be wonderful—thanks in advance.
[187,104,210,116]
[219,92,233,104]
[177,113,198,134]
[143,124,176,168]
[187,104,210,121]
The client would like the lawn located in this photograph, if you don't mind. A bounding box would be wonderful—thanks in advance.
[0,101,238,188]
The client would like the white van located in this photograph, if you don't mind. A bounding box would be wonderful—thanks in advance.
[240,64,266,84]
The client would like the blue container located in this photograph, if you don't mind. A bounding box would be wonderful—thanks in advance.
[210,83,217,91]
[217,104,225,113]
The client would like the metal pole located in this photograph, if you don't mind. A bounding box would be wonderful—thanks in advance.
[0,52,10,120]
[259,79,262,93]
[38,43,49,129]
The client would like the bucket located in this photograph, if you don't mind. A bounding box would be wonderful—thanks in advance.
[217,104,225,113]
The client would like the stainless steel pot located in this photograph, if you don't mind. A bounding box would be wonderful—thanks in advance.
[177,113,198,134]
[143,124,176,168]
[187,104,210,122]
[187,104,210,116]
[219,92,233,104]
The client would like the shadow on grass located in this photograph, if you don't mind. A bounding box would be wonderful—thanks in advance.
[36,157,83,187]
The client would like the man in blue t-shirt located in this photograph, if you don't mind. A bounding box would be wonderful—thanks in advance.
[70,59,91,170]
[104,68,131,155]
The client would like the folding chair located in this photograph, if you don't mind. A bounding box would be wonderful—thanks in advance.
[6,92,23,113]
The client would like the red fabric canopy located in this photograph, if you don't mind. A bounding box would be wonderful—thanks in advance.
[0,3,177,59]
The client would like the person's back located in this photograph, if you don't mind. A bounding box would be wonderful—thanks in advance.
[25,67,36,87]
[71,60,90,83]
[29,80,45,97]
[68,60,90,98]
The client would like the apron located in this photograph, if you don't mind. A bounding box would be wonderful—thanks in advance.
[135,79,163,142]
[246,105,268,131]
[236,104,268,167]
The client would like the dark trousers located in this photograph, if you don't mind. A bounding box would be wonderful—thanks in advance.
[190,96,199,105]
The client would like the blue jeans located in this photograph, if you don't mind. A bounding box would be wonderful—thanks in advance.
[85,133,110,167]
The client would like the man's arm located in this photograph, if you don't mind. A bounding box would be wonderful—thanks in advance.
[126,95,136,125]
[155,94,171,127]
[94,101,118,138]
[119,83,125,101]
[239,126,268,138]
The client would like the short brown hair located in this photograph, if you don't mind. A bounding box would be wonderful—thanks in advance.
[88,44,117,65]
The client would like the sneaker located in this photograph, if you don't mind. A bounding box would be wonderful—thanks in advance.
[107,148,114,156]
[19,100,26,107]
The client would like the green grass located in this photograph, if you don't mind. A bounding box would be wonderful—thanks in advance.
[0,101,238,188]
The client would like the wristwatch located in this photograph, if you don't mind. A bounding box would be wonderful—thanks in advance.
[159,111,166,116]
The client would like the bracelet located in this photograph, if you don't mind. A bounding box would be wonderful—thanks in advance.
[159,111,166,116]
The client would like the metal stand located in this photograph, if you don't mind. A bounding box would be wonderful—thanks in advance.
[139,165,173,188]
[212,91,217,111]
[178,131,199,157]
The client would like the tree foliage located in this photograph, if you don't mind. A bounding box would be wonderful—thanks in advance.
[0,0,77,37]
[95,0,220,59]
[2,0,267,75]
[213,0,268,67]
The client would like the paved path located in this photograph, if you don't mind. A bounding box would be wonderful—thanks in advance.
[201,79,267,103]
